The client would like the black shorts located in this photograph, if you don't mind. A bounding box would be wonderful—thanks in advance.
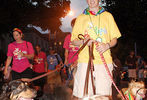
[11,68,33,80]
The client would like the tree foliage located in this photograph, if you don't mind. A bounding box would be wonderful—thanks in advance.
[0,0,70,32]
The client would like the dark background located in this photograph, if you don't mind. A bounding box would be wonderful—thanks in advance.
[0,0,147,64]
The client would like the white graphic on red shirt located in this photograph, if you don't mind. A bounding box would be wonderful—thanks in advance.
[69,43,79,52]
[13,48,26,60]
[34,57,43,64]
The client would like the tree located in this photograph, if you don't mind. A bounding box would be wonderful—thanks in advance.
[0,0,70,33]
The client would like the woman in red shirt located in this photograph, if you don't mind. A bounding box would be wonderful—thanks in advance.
[4,28,34,80]
[33,45,47,89]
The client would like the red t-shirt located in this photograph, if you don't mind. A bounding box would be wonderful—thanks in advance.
[7,41,34,73]
[63,34,79,64]
[33,52,47,73]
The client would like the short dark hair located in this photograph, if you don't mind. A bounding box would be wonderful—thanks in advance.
[35,44,41,48]
[49,47,55,51]
[71,18,76,27]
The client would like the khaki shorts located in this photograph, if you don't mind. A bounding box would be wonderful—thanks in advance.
[73,63,113,98]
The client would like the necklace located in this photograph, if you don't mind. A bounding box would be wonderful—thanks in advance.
[83,6,105,42]
[89,14,102,42]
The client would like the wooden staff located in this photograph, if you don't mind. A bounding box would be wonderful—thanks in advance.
[84,42,96,96]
